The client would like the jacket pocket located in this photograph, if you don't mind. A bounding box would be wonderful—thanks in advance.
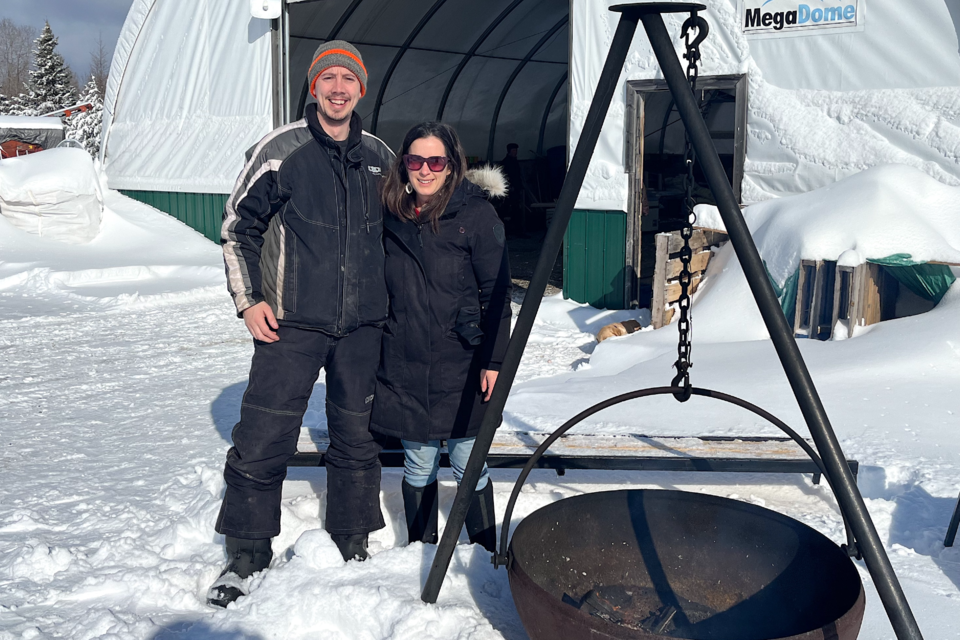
[452,306,484,346]
[282,234,297,314]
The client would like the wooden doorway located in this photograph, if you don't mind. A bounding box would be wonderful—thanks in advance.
[624,75,747,308]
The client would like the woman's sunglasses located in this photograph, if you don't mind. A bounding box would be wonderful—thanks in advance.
[403,154,449,172]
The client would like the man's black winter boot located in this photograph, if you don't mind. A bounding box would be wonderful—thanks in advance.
[331,532,370,561]
[402,479,439,545]
[465,481,497,553]
[207,536,273,608]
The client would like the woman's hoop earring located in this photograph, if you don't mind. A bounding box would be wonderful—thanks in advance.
[405,183,413,194]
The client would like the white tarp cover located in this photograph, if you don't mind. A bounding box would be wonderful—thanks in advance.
[571,0,960,209]
[0,116,65,149]
[0,148,103,244]
[100,0,272,194]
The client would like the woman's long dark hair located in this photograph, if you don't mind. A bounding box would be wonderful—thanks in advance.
[380,121,467,232]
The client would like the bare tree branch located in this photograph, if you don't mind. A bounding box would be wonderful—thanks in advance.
[89,32,111,94]
[0,19,39,97]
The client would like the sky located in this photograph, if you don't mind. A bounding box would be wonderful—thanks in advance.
[2,0,134,83]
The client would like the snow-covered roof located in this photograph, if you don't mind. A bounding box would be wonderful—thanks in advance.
[0,116,64,130]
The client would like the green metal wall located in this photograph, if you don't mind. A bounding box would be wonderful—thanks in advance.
[563,209,626,309]
[121,190,227,243]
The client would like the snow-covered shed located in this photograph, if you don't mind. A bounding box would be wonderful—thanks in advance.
[689,165,960,340]
[100,0,960,309]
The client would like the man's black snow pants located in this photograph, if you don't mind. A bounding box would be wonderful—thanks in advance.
[216,324,384,539]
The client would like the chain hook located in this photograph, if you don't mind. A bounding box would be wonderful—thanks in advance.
[669,9,707,404]
[681,14,710,51]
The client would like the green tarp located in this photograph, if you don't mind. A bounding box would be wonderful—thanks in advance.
[766,254,956,322]
[867,253,956,304]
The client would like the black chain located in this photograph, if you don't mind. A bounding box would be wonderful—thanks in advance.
[671,12,708,403]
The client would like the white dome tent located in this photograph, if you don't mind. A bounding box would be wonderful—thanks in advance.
[99,0,960,308]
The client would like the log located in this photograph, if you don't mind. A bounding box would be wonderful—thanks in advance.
[651,233,671,329]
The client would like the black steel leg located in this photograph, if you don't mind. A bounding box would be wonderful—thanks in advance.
[945,491,960,547]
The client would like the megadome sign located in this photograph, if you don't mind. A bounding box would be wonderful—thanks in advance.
[740,0,862,37]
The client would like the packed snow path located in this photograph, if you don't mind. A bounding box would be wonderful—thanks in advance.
[1,186,959,638]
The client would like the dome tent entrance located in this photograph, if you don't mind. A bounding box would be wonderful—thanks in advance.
[284,0,569,165]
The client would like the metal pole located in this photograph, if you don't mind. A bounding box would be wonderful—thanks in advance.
[945,491,960,547]
[635,8,923,639]
[419,10,642,604]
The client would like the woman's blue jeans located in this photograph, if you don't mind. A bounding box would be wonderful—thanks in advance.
[401,438,490,491]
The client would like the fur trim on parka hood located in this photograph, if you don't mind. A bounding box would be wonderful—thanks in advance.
[464,164,508,199]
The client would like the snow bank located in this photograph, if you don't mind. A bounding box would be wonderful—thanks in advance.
[695,164,960,284]
[0,188,224,318]
[0,148,103,244]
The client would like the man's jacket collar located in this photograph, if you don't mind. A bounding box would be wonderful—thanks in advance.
[305,103,365,165]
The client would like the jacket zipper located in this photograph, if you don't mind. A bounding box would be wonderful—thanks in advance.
[336,154,347,335]
[361,167,370,233]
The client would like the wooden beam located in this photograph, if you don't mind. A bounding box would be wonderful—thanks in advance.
[665,249,712,279]
[666,229,728,254]
[651,233,670,328]
[664,274,702,303]
[861,262,882,326]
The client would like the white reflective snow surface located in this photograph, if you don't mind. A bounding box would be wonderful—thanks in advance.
[1,182,959,638]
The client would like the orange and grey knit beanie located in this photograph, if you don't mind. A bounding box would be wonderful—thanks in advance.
[308,40,368,97]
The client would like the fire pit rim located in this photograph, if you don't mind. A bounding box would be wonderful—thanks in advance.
[507,487,866,640]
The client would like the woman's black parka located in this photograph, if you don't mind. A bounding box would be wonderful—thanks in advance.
[371,175,512,443]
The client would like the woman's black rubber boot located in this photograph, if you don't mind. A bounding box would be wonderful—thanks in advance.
[207,536,273,608]
[330,532,370,561]
[465,481,496,553]
[402,479,439,545]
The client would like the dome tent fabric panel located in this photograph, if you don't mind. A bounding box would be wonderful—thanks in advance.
[101,0,272,194]
[570,0,960,210]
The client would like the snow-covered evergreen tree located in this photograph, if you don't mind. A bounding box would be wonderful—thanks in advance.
[3,93,39,116]
[28,22,76,114]
[66,77,103,157]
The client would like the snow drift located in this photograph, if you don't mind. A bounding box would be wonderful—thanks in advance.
[0,148,103,244]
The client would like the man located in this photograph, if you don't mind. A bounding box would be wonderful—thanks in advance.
[209,41,394,608]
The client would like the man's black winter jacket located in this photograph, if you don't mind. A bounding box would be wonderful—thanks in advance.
[221,105,394,336]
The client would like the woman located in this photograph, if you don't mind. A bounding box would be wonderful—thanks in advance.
[372,122,511,551]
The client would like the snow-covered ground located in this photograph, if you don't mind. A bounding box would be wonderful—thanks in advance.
[1,164,958,639]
